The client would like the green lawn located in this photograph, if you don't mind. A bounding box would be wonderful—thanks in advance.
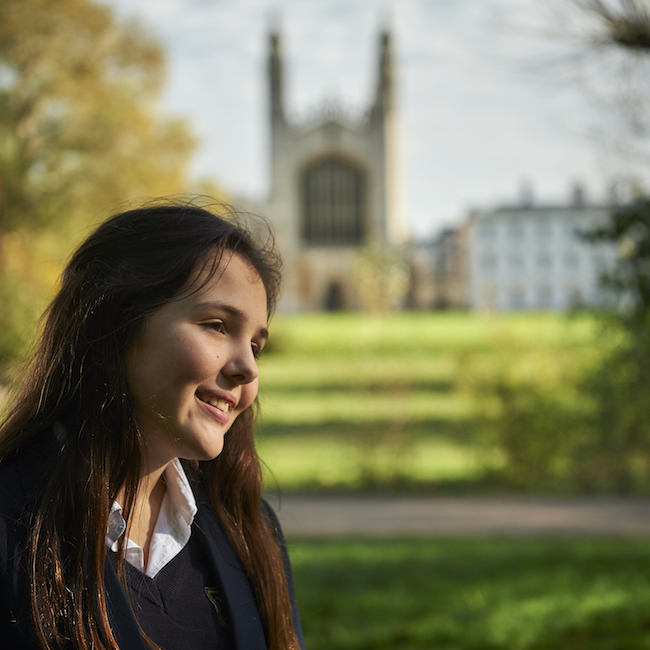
[289,536,650,650]
[256,312,596,492]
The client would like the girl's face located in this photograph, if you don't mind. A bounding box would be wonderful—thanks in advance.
[125,253,268,468]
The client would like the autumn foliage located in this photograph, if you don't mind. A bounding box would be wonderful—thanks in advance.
[0,0,196,368]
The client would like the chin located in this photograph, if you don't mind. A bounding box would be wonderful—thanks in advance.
[178,438,226,463]
[201,440,226,461]
[208,446,225,460]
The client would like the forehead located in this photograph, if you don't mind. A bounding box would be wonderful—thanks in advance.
[181,252,267,315]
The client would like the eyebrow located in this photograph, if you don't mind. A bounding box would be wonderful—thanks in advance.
[195,301,269,341]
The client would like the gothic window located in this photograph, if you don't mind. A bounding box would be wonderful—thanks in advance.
[301,159,365,245]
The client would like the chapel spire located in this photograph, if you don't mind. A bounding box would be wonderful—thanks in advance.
[268,31,286,126]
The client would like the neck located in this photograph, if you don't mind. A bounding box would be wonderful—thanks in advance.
[138,460,170,502]
[117,458,173,568]
[116,454,171,510]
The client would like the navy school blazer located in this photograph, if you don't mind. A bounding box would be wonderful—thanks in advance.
[0,436,305,649]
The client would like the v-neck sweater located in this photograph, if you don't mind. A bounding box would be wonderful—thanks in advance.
[115,529,233,650]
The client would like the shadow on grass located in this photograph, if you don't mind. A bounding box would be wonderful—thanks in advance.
[263,474,518,496]
[530,608,650,650]
[291,537,650,650]
[256,418,487,443]
[260,379,456,393]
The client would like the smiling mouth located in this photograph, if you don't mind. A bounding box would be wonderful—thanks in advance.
[197,393,231,413]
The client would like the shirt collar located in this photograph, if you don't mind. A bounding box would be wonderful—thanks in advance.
[164,458,198,527]
[106,458,198,550]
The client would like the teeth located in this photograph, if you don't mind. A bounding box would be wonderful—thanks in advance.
[200,395,230,413]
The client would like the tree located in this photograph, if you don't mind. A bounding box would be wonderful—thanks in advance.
[551,1,650,170]
[0,0,197,368]
[354,247,410,313]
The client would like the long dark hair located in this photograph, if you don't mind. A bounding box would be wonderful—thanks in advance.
[0,201,298,650]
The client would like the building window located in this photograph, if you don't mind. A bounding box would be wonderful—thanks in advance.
[481,282,497,308]
[537,285,553,307]
[508,254,524,270]
[480,254,497,271]
[536,252,552,270]
[508,224,525,239]
[509,285,526,308]
[564,253,579,269]
[567,286,582,305]
[535,223,552,239]
[565,225,579,241]
[301,159,365,245]
[478,224,496,240]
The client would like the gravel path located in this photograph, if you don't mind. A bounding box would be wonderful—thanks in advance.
[264,494,650,537]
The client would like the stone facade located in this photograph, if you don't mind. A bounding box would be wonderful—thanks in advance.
[407,226,469,310]
[266,30,406,311]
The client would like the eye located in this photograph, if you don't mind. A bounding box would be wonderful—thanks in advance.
[251,342,264,360]
[202,320,225,334]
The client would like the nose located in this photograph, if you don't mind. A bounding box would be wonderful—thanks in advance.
[222,341,259,386]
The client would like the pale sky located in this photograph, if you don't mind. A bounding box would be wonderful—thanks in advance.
[103,0,614,238]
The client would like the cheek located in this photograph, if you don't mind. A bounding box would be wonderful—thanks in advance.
[166,332,218,381]
[238,379,259,412]
[180,344,218,380]
[128,334,214,402]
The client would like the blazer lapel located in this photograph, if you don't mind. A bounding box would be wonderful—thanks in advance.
[193,506,268,650]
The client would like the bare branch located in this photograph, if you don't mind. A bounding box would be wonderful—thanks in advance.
[576,0,650,50]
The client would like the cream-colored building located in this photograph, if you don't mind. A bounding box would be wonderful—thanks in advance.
[468,188,618,310]
[266,30,406,311]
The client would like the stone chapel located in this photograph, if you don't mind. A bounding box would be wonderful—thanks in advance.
[266,29,406,311]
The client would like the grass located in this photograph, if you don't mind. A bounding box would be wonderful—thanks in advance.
[289,536,650,649]
[259,434,499,491]
[256,311,597,492]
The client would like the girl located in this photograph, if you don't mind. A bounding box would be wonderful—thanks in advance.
[0,202,304,650]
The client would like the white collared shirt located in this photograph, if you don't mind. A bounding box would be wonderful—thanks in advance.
[106,459,198,578]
